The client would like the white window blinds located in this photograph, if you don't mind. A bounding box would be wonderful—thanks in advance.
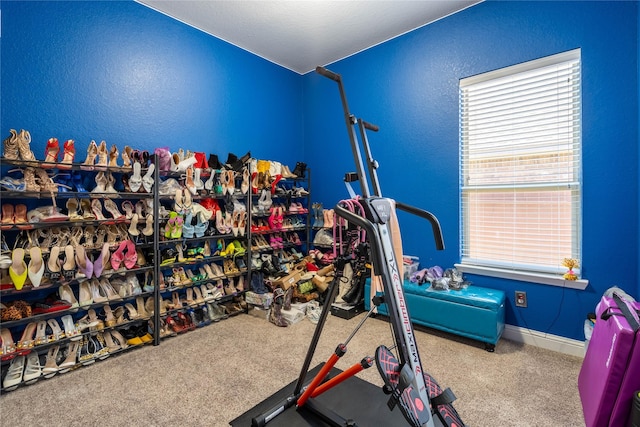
[459,49,582,276]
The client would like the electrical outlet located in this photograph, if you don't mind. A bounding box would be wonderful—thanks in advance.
[515,291,527,308]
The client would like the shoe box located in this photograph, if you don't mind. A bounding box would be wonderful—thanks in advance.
[330,301,365,320]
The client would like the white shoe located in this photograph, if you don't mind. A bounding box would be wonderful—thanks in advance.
[2,355,25,390]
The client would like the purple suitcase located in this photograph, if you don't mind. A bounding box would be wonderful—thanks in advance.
[578,293,640,427]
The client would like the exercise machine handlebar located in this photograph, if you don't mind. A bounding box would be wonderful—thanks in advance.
[395,201,445,251]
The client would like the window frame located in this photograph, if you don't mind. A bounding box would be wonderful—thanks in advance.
[457,49,587,289]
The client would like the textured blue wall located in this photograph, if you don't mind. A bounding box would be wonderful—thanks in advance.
[2,1,638,341]
[1,0,303,166]
[303,1,639,341]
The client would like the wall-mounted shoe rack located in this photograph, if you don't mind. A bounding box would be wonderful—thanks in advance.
[0,147,313,393]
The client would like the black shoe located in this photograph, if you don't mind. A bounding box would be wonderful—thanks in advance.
[292,162,307,178]
[225,152,238,168]
[208,154,222,170]
[342,281,364,304]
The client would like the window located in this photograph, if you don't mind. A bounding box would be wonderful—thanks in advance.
[459,49,581,277]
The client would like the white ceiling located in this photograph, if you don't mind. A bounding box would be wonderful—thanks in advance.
[137,1,481,74]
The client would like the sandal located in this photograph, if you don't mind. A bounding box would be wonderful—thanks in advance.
[95,140,108,170]
[121,200,135,219]
[42,137,60,167]
[108,144,119,168]
[58,139,75,170]
[185,166,197,196]
[91,199,106,221]
[110,240,127,270]
[65,198,83,221]
[129,162,143,192]
[128,213,140,237]
[61,245,76,281]
[104,199,124,220]
[2,355,25,390]
[81,140,98,170]
[142,163,155,193]
[121,145,133,169]
[46,319,65,341]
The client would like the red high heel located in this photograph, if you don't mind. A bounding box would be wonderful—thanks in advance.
[177,312,195,331]
[165,316,183,334]
[42,138,60,168]
[58,139,75,170]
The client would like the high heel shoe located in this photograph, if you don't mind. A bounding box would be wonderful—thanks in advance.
[110,240,127,270]
[102,304,116,327]
[91,199,106,220]
[121,145,133,169]
[82,140,98,171]
[99,278,122,301]
[75,245,94,279]
[9,248,28,290]
[194,168,204,192]
[204,170,216,193]
[104,199,124,220]
[78,281,93,307]
[26,246,44,288]
[226,170,236,195]
[34,320,48,346]
[80,199,95,221]
[142,163,155,193]
[59,284,79,310]
[129,162,142,192]
[42,345,60,378]
[108,144,119,168]
[58,139,75,170]
[93,242,111,278]
[141,214,154,236]
[61,245,76,281]
[92,171,107,193]
[16,322,37,355]
[42,137,60,168]
[60,315,82,342]
[105,171,117,193]
[95,140,108,170]
[2,355,25,390]
[185,166,197,196]
[128,213,140,237]
[58,341,80,371]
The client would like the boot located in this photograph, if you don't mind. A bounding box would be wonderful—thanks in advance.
[225,152,238,169]
[194,152,207,169]
[208,154,222,170]
[292,161,307,178]
[238,151,251,165]
[342,279,365,305]
[251,271,268,294]
[269,288,288,327]
[283,286,293,310]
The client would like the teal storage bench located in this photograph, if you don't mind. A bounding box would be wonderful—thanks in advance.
[365,279,505,351]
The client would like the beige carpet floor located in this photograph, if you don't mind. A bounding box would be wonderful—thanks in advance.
[0,311,584,426]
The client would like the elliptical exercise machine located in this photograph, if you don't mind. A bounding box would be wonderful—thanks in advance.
[243,67,464,427]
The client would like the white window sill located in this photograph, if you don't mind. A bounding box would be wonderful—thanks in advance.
[454,263,589,290]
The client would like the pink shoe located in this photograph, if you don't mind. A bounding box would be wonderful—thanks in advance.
[124,240,137,269]
[111,240,128,270]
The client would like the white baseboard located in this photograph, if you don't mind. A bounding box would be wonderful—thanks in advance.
[502,324,586,358]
